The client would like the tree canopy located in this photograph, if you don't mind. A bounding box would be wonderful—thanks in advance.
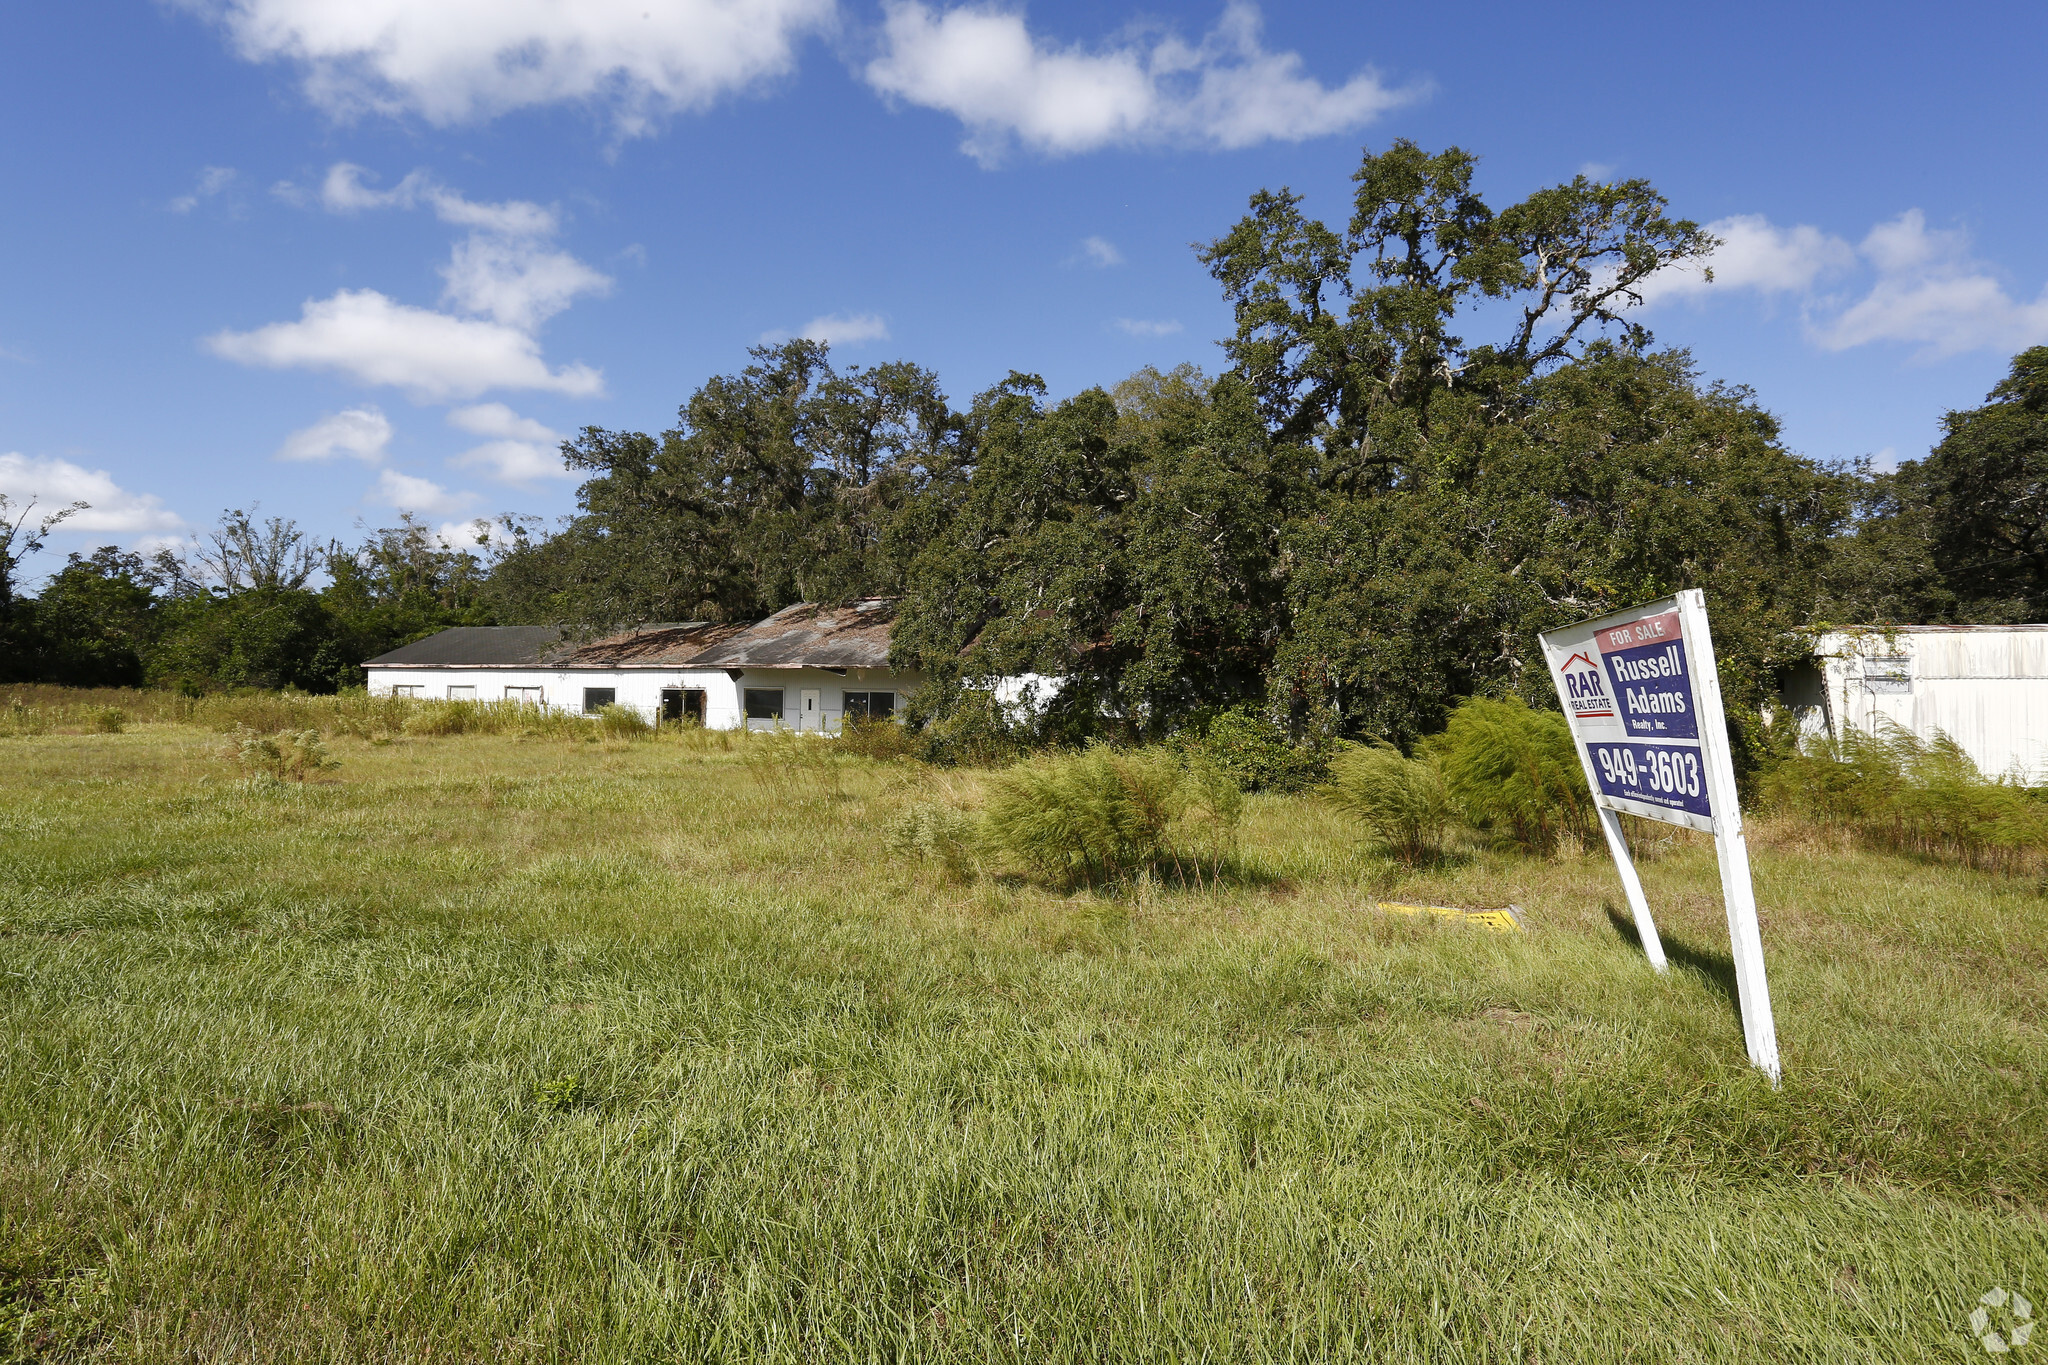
[8,143,2038,751]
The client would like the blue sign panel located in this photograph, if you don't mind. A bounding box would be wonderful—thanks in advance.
[1597,608,1699,740]
[1586,741,1712,818]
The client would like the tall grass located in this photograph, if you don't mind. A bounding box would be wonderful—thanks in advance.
[0,724,2044,1359]
[4,724,2048,1358]
[1323,743,1451,863]
[981,747,1243,888]
[1422,697,1593,854]
[1763,721,2047,873]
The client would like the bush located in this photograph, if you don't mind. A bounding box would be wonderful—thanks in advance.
[1193,705,1328,792]
[841,715,918,761]
[595,704,650,739]
[886,801,980,881]
[1422,697,1591,853]
[981,747,1243,889]
[220,726,339,782]
[914,690,1029,768]
[1762,722,2046,873]
[1323,743,1451,863]
[86,707,127,734]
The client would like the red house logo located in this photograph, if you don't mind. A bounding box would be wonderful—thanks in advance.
[1560,650,1615,718]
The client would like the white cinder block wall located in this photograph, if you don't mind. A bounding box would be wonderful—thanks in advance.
[366,665,916,731]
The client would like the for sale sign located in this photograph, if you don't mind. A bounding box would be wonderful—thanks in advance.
[1542,602,1715,834]
[1539,590,1782,1082]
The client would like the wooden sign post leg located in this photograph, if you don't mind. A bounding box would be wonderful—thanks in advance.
[1714,820,1781,1084]
[1595,806,1667,973]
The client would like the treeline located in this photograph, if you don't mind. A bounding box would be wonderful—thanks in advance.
[5,142,2044,744]
[0,510,494,693]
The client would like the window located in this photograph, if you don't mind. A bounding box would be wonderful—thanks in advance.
[743,688,784,721]
[583,687,617,713]
[447,685,476,700]
[390,685,422,698]
[843,691,896,721]
[505,686,543,705]
[661,688,705,724]
[1861,658,1912,695]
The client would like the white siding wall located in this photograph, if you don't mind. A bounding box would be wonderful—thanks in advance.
[365,664,918,732]
[1816,628,2048,781]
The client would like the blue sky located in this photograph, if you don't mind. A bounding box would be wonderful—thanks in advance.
[3,0,2045,566]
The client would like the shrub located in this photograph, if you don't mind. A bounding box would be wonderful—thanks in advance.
[984,748,1179,887]
[1193,705,1328,792]
[220,726,339,782]
[982,746,1243,889]
[1422,697,1591,853]
[1324,742,1451,863]
[886,801,980,881]
[85,707,127,734]
[595,704,650,739]
[914,690,1029,768]
[1761,722,2046,873]
[840,715,918,761]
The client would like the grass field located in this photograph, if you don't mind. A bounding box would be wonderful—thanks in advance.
[2,718,2044,1361]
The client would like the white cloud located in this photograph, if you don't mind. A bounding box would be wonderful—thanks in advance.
[865,1,1419,163]
[0,453,185,535]
[207,289,604,401]
[320,163,558,236]
[433,518,508,550]
[440,234,611,331]
[1640,214,1857,305]
[451,439,571,484]
[1813,211,2048,358]
[314,164,612,331]
[276,406,392,462]
[170,165,237,213]
[189,0,837,134]
[792,312,890,345]
[448,402,557,442]
[374,468,472,515]
[1114,317,1181,337]
[1629,208,2048,362]
[447,404,570,484]
[1080,235,1122,267]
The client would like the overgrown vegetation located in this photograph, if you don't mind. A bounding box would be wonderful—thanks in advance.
[1763,721,2048,873]
[981,747,1243,888]
[0,718,2042,1360]
[1324,743,1451,864]
[1424,698,1595,854]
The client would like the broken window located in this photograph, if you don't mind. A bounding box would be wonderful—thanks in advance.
[390,685,422,697]
[661,688,706,724]
[447,685,476,700]
[582,687,617,713]
[505,686,543,705]
[843,691,896,720]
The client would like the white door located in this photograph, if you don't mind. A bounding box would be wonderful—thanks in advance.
[800,689,821,731]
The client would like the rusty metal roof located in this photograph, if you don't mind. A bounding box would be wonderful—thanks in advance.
[364,626,568,667]
[689,599,898,669]
[363,602,900,670]
[544,621,748,666]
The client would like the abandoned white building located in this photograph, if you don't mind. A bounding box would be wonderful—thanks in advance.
[363,599,918,732]
[1783,624,2048,782]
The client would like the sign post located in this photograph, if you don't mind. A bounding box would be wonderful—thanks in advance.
[1539,589,1781,1083]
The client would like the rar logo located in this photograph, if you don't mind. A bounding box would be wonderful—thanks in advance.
[1972,1287,2034,1354]
[1559,650,1614,719]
